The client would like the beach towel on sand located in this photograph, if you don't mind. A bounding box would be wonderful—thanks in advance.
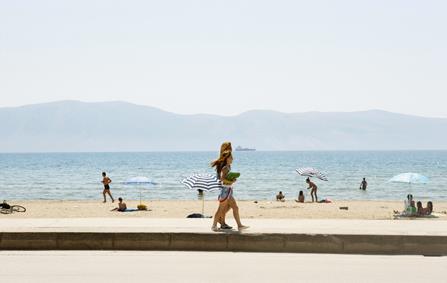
[121,208,139,212]
[393,213,438,219]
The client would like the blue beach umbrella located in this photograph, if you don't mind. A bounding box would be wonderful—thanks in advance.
[389,173,429,184]
[123,176,157,205]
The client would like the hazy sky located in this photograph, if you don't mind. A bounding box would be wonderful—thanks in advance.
[1,0,446,117]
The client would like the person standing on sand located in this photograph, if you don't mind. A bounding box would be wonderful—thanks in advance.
[102,172,114,203]
[306,178,318,202]
[360,178,367,190]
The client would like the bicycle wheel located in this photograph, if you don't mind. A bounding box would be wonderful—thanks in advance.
[11,205,26,213]
[0,208,12,214]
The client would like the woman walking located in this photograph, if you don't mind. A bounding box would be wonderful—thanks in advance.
[211,142,248,231]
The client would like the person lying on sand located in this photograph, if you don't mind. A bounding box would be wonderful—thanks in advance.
[111,197,127,212]
[276,191,285,202]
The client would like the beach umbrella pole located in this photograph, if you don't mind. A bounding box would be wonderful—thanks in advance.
[202,192,205,216]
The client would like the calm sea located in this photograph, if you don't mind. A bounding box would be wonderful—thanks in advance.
[0,151,445,201]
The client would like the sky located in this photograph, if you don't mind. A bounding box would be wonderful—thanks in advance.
[0,0,446,117]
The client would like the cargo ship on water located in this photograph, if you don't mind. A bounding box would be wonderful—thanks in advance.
[235,146,256,151]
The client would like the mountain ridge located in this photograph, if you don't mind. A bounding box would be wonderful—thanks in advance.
[1,100,446,152]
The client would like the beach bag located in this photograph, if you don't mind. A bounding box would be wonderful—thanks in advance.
[187,213,204,218]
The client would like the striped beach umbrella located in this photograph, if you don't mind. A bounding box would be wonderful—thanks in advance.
[182,174,222,217]
[296,167,328,181]
[181,174,223,192]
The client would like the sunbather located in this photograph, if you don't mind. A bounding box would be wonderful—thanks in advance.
[406,200,417,216]
[276,191,285,202]
[295,191,305,203]
[111,197,127,212]
[423,201,433,215]
[416,201,424,215]
[404,194,413,212]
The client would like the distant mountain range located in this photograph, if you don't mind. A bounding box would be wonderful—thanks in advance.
[1,100,446,152]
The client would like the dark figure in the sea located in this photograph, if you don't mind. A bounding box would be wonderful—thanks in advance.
[102,172,114,203]
[360,178,367,190]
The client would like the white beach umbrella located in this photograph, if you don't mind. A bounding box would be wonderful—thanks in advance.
[296,167,328,181]
[389,173,429,184]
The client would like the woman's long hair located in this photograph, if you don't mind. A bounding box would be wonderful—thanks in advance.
[219,142,232,155]
[211,142,233,178]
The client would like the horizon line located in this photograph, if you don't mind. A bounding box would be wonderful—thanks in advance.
[1,149,447,154]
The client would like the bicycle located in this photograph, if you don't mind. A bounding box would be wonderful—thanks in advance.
[0,205,26,214]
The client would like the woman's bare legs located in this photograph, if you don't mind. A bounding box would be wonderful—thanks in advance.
[311,189,317,202]
[228,197,248,229]
[212,201,228,230]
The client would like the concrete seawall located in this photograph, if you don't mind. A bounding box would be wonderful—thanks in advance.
[1,219,447,255]
[1,232,446,255]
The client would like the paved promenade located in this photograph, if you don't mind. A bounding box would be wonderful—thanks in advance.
[1,218,447,235]
[1,251,446,283]
[1,218,446,255]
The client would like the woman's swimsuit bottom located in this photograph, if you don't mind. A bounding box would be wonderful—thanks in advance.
[218,185,233,202]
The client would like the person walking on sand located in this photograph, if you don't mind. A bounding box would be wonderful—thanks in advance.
[306,178,318,202]
[211,142,248,231]
[359,178,367,190]
[102,172,114,203]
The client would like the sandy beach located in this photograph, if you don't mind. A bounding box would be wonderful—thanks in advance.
[2,200,447,220]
